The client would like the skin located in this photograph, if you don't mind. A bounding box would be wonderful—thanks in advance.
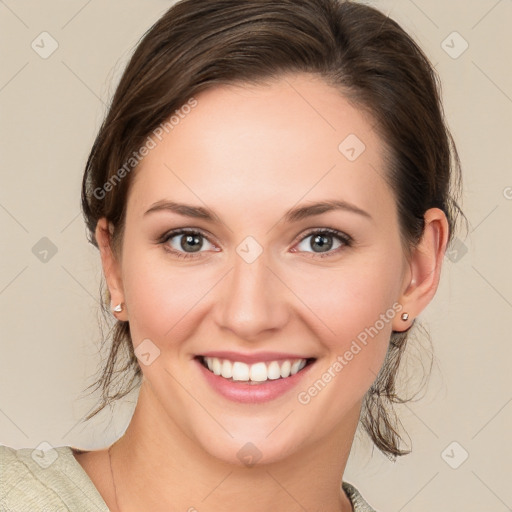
[74,73,449,512]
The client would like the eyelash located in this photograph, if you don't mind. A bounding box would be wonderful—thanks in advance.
[158,227,353,260]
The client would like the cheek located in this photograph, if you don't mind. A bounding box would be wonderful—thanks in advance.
[290,276,399,416]
[120,246,200,344]
[287,253,403,393]
[289,255,403,342]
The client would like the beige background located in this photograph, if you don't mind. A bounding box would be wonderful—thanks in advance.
[1,0,511,510]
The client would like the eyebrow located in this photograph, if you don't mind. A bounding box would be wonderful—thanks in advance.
[144,199,373,223]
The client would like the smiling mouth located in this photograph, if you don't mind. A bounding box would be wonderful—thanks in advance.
[197,356,316,383]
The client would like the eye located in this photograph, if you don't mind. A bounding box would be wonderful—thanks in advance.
[159,228,217,259]
[293,228,352,258]
[159,227,353,260]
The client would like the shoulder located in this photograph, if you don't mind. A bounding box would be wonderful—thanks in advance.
[342,481,379,512]
[0,444,109,512]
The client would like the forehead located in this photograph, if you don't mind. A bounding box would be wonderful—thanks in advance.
[128,74,394,222]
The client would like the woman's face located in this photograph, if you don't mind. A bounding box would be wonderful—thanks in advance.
[112,74,412,465]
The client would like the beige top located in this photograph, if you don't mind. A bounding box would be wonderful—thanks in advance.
[0,445,377,511]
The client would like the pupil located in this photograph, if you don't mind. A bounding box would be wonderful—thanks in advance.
[312,234,332,253]
[182,234,202,252]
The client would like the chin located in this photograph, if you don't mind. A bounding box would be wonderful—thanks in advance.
[200,433,302,468]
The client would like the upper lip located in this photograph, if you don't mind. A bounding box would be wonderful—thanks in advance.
[198,351,315,364]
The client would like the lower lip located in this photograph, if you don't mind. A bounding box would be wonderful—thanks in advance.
[196,359,314,404]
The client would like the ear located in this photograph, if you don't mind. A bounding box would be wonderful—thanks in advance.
[392,207,450,332]
[95,217,128,321]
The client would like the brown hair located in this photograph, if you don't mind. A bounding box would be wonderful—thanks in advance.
[81,0,464,460]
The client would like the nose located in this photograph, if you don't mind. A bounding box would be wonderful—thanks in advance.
[213,248,289,342]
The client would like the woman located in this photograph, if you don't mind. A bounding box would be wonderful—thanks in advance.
[0,0,463,510]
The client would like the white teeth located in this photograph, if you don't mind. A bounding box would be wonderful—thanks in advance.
[290,360,302,375]
[267,361,281,380]
[212,358,222,375]
[202,357,309,382]
[249,362,268,382]
[280,360,291,378]
[221,360,233,379]
[232,362,250,381]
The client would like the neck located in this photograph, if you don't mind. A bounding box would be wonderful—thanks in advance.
[109,381,358,512]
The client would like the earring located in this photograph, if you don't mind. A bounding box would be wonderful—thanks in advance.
[401,312,409,321]
[112,303,123,313]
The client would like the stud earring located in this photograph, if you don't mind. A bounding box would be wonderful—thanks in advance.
[112,303,123,313]
[401,312,409,321]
